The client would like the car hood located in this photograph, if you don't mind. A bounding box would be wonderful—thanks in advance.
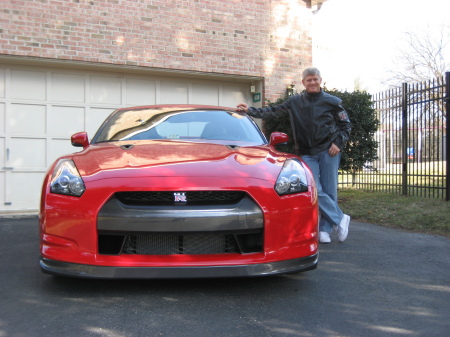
[71,140,287,181]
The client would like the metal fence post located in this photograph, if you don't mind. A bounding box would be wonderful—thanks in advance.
[445,72,450,201]
[402,82,408,196]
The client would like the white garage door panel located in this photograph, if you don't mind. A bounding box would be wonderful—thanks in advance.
[90,76,122,105]
[11,172,45,206]
[126,78,156,106]
[10,138,46,169]
[86,108,115,137]
[192,84,219,105]
[0,172,4,205]
[50,139,80,163]
[0,103,4,132]
[49,106,85,137]
[11,70,46,101]
[160,81,188,104]
[9,104,46,134]
[0,137,4,167]
[221,85,246,108]
[52,73,85,103]
[0,69,5,98]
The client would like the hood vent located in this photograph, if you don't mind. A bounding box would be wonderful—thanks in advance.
[120,144,135,150]
[226,145,240,150]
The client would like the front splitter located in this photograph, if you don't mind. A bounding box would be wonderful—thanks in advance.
[40,253,318,279]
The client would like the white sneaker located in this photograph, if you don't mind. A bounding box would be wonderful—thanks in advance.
[319,231,331,243]
[338,214,350,242]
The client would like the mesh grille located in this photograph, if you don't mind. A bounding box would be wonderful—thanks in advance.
[115,191,246,206]
[122,233,240,255]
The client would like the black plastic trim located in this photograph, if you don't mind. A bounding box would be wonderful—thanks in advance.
[40,253,318,279]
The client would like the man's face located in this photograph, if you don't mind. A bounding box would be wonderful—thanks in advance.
[302,75,322,93]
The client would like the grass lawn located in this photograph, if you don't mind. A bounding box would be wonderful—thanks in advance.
[338,188,450,238]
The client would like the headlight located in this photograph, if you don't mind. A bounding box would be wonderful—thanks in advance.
[50,159,86,197]
[275,159,308,195]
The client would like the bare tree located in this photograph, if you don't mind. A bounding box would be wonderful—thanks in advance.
[382,23,449,120]
[384,23,449,86]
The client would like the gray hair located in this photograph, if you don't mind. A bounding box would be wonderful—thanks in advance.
[302,67,321,80]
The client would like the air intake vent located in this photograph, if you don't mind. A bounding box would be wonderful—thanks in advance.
[98,231,263,255]
[122,233,240,255]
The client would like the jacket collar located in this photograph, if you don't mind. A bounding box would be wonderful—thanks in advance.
[304,89,324,100]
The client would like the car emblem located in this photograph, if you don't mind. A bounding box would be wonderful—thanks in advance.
[174,192,187,203]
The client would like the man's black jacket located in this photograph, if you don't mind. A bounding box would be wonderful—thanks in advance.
[247,90,351,156]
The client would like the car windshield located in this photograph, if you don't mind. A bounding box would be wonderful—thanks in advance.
[92,107,266,145]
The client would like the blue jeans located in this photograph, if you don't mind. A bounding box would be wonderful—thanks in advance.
[302,150,343,234]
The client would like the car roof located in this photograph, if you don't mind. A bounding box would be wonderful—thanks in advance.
[115,104,235,112]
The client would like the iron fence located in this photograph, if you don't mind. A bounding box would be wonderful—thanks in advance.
[339,72,449,200]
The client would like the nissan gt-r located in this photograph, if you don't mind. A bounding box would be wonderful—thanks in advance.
[39,105,319,278]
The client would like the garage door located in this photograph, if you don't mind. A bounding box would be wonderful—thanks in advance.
[0,64,251,211]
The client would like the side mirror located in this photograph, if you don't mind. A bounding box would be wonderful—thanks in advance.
[71,132,90,149]
[269,132,289,146]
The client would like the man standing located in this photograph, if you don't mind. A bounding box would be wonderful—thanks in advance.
[236,67,351,243]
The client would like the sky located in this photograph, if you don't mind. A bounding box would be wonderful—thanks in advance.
[312,0,450,93]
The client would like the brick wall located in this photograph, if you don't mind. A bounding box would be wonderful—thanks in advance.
[0,0,313,101]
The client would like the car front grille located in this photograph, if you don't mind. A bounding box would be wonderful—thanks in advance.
[98,231,263,255]
[115,191,246,206]
[97,190,264,256]
[122,233,239,255]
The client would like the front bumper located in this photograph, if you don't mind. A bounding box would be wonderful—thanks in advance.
[40,253,318,279]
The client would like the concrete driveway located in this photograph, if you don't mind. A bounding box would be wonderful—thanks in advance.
[0,216,449,336]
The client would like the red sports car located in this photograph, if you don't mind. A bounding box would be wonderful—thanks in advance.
[39,105,318,278]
